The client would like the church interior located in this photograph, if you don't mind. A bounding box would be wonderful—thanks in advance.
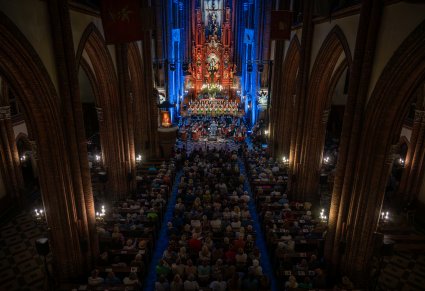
[1,0,425,290]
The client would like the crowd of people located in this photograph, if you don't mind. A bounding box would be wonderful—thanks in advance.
[81,125,358,290]
[86,160,176,290]
[186,99,240,117]
[179,116,247,143]
[154,147,271,291]
[243,147,355,290]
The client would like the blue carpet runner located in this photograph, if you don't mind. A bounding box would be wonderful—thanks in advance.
[238,158,279,291]
[144,170,183,291]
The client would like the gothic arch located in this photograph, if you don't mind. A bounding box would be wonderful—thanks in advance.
[128,42,158,156]
[76,23,127,197]
[0,11,85,277]
[341,19,425,279]
[275,35,301,158]
[299,25,352,198]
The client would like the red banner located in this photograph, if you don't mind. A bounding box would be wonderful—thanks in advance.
[100,0,143,44]
[270,10,292,40]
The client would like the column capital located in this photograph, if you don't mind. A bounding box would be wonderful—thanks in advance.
[95,107,103,122]
[0,106,11,120]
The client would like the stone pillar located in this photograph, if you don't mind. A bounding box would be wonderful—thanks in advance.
[288,0,314,198]
[341,144,398,285]
[398,109,425,202]
[325,0,383,275]
[141,31,159,158]
[303,109,331,200]
[0,106,23,200]
[116,44,136,193]
[46,0,98,278]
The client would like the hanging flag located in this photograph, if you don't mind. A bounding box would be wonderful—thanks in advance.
[244,28,254,44]
[100,0,143,44]
[270,10,292,40]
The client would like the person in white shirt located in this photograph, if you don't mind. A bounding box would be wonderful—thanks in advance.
[88,269,104,286]
[209,275,227,291]
[183,274,199,291]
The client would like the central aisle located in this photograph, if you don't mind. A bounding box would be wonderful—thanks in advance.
[145,147,277,291]
[145,170,183,291]
[238,158,278,291]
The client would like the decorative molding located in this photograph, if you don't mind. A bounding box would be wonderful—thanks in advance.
[0,106,11,120]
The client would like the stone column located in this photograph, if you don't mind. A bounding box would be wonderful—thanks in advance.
[116,44,136,193]
[46,0,98,277]
[325,0,383,274]
[341,144,398,285]
[397,109,425,202]
[0,106,23,200]
[303,109,331,200]
[288,0,314,198]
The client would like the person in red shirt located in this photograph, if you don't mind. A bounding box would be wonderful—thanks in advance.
[188,233,202,254]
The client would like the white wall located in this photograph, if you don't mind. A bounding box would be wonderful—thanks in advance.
[368,2,425,101]
[310,13,359,74]
[0,0,59,92]
[400,126,412,142]
[13,122,28,138]
[70,9,117,73]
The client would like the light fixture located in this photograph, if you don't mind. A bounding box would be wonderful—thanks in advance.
[320,208,327,223]
[95,155,101,162]
[96,205,106,222]
[264,130,269,135]
[282,156,289,165]
[323,156,331,164]
[33,208,46,224]
[20,155,27,162]
[399,158,405,166]
[136,154,142,162]
[381,211,390,222]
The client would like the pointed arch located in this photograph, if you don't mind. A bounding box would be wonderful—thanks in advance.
[128,42,159,156]
[0,11,85,277]
[341,19,425,278]
[76,23,127,198]
[298,25,353,198]
[279,35,301,158]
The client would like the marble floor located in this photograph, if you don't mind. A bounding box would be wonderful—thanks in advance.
[0,211,48,291]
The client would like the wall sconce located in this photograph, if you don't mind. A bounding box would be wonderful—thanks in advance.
[33,208,46,224]
[323,156,331,165]
[264,130,269,135]
[381,211,389,222]
[95,155,101,162]
[398,158,405,167]
[320,208,327,223]
[96,205,106,223]
[136,154,143,164]
[20,155,27,162]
